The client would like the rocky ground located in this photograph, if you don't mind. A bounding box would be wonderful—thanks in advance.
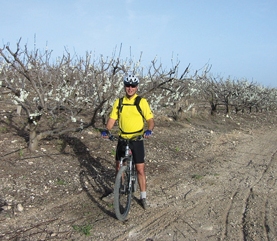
[0,110,277,241]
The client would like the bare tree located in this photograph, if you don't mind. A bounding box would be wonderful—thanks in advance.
[0,41,126,151]
[3,40,274,152]
[0,41,195,151]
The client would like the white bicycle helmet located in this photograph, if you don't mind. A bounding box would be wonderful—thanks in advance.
[123,74,139,85]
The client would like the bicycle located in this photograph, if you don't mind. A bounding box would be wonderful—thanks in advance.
[109,135,141,221]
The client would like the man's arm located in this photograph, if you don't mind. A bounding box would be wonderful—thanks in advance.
[106,118,116,131]
[146,118,154,131]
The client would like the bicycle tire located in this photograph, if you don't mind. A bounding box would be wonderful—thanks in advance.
[114,165,132,221]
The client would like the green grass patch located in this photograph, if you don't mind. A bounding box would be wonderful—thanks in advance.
[56,177,66,185]
[19,148,24,157]
[56,139,66,152]
[72,224,92,236]
[111,148,116,157]
[191,174,203,180]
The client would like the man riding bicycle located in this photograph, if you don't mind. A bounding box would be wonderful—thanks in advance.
[101,73,154,209]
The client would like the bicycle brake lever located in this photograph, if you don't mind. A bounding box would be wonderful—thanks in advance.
[109,135,115,141]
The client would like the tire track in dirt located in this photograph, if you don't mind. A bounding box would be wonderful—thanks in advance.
[242,148,277,241]
[221,189,243,240]
[112,196,200,241]
[217,128,277,241]
[113,208,175,240]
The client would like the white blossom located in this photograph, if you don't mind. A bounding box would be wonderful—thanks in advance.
[14,89,29,102]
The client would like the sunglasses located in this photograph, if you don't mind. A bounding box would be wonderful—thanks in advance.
[125,84,138,88]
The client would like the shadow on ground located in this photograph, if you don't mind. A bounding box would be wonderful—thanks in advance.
[62,135,116,219]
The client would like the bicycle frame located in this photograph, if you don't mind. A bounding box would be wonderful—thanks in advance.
[118,140,135,194]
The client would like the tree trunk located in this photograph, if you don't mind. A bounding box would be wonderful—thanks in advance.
[29,129,39,152]
[210,103,217,115]
[225,103,231,115]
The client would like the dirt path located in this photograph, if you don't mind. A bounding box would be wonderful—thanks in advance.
[105,126,277,241]
[1,118,277,240]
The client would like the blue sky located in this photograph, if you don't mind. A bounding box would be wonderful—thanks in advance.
[1,0,277,87]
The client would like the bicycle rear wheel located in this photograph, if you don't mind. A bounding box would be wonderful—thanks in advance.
[114,165,132,221]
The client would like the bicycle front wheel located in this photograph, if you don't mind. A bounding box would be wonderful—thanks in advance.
[114,165,132,221]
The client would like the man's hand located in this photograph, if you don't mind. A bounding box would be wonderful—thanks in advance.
[143,130,152,138]
[101,130,110,139]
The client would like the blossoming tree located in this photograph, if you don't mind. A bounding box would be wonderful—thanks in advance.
[0,41,193,151]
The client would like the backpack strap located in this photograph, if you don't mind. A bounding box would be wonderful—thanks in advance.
[117,96,145,120]
[119,128,144,135]
[134,96,146,120]
[117,97,124,118]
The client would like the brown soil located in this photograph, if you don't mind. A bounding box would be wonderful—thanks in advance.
[1,110,277,241]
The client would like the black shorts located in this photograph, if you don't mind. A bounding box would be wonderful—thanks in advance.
[115,139,145,164]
